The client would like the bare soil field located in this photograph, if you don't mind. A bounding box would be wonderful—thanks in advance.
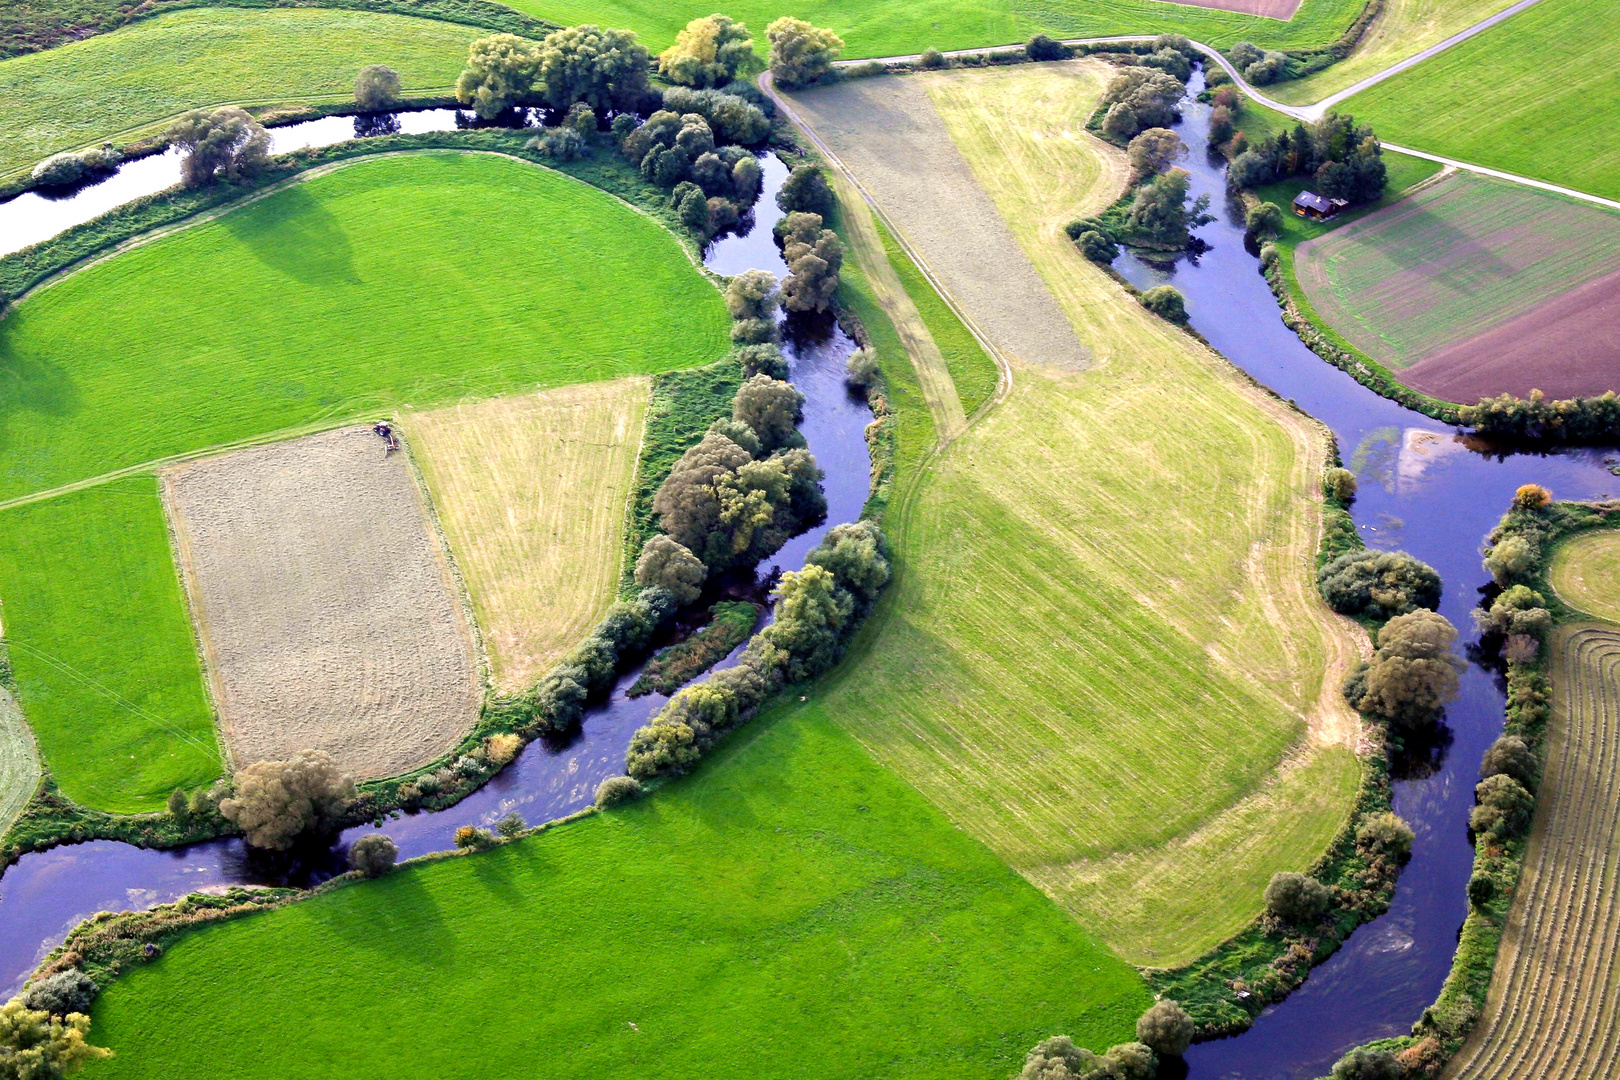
[1296,173,1620,386]
[1445,624,1620,1080]
[0,684,40,836]
[1402,267,1620,401]
[163,426,479,778]
[402,380,650,693]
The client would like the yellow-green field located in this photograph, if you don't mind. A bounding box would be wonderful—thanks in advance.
[793,61,1365,967]
[403,379,651,692]
[1550,531,1620,625]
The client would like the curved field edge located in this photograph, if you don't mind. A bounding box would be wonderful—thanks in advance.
[0,147,730,504]
[0,683,41,836]
[0,6,487,183]
[1548,530,1620,625]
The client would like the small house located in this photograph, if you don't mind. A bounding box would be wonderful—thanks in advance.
[1292,191,1338,221]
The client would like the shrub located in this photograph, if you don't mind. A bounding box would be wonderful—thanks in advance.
[1317,548,1441,620]
[1135,999,1193,1056]
[347,833,398,877]
[1471,773,1534,838]
[1017,1035,1103,1080]
[1025,34,1072,61]
[1265,870,1331,924]
[23,970,98,1017]
[354,64,401,110]
[919,47,947,69]
[777,164,834,217]
[1517,483,1553,511]
[658,14,758,88]
[218,750,355,850]
[485,732,522,765]
[594,774,643,807]
[663,86,769,145]
[1345,610,1464,728]
[496,812,527,838]
[1356,812,1415,859]
[456,33,543,117]
[844,347,880,389]
[0,997,108,1073]
[31,152,86,188]
[1467,872,1495,907]
[168,106,270,187]
[766,17,843,88]
[1245,200,1284,238]
[1472,585,1552,640]
[1077,229,1118,264]
[529,127,586,160]
[1331,1046,1400,1080]
[1259,241,1279,269]
[737,343,790,380]
[166,788,189,821]
[1324,466,1357,502]
[1139,285,1188,325]
[454,825,497,850]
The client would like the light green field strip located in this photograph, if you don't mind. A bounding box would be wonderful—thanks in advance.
[1550,531,1620,626]
[0,7,478,180]
[1446,625,1620,1080]
[0,151,730,503]
[796,60,1365,967]
[1294,172,1620,369]
[1347,0,1620,201]
[0,683,42,835]
[85,708,1151,1079]
[0,477,222,814]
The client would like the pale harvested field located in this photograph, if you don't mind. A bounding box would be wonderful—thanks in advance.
[0,683,40,835]
[402,380,650,693]
[798,61,1366,966]
[1445,624,1620,1080]
[164,426,478,778]
[1160,0,1301,16]
[1551,530,1620,625]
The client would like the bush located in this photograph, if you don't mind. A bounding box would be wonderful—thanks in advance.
[1483,534,1535,585]
[594,774,643,807]
[1331,1046,1400,1080]
[1467,872,1495,907]
[355,64,401,110]
[485,732,522,765]
[1135,999,1193,1056]
[1077,230,1118,264]
[454,825,497,850]
[168,106,270,187]
[1472,585,1552,641]
[1345,609,1464,728]
[1356,812,1414,859]
[347,833,398,877]
[0,998,107,1073]
[529,127,586,160]
[658,14,758,88]
[1104,1041,1157,1080]
[919,47,947,69]
[219,750,355,850]
[23,970,98,1017]
[496,811,527,838]
[737,343,790,380]
[777,163,835,217]
[1017,1035,1103,1080]
[1025,34,1072,61]
[1259,241,1279,269]
[1324,466,1357,503]
[1102,103,1138,140]
[1265,870,1331,924]
[31,152,86,188]
[1317,548,1441,620]
[1139,285,1188,325]
[1480,734,1537,788]
[844,347,880,389]
[166,788,189,821]
[1470,773,1534,838]
[663,86,769,145]
[1245,200,1284,238]
[766,17,843,88]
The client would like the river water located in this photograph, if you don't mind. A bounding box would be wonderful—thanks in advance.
[0,151,872,996]
[1115,71,1619,1079]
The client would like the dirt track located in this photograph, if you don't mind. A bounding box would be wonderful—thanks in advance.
[164,426,478,779]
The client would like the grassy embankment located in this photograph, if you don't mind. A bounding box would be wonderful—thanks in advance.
[0,479,221,813]
[0,6,485,182]
[402,379,652,693]
[789,60,1365,968]
[1346,0,1620,200]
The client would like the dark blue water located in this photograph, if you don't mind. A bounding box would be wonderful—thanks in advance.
[0,152,872,996]
[1116,71,1619,1079]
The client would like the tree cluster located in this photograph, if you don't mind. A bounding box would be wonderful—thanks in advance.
[1016,1035,1156,1080]
[658,14,759,88]
[527,587,679,734]
[0,996,109,1079]
[1229,113,1385,205]
[626,521,889,779]
[1123,168,1211,249]
[455,25,650,120]
[217,749,355,850]
[766,17,842,88]
[167,106,270,188]
[1341,609,1465,730]
[1472,584,1551,663]
[777,211,844,312]
[1316,548,1441,620]
[663,86,769,145]
[1458,388,1620,445]
[622,109,763,237]
[1099,67,1185,140]
[1228,41,1288,85]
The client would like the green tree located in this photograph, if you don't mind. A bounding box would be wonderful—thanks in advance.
[594,774,642,806]
[1324,466,1357,502]
[1345,609,1464,728]
[766,17,843,89]
[218,749,356,850]
[1246,200,1284,238]
[535,24,651,114]
[168,106,270,187]
[456,34,542,118]
[354,64,401,110]
[634,535,707,604]
[1135,999,1193,1056]
[1265,870,1331,924]
[347,833,398,877]
[777,163,834,216]
[1102,102,1139,140]
[1124,168,1210,248]
[166,787,189,820]
[1484,534,1535,586]
[1127,127,1185,182]
[760,565,853,681]
[806,520,890,606]
[659,14,759,87]
[1140,285,1188,325]
[1101,67,1184,132]
[1104,1042,1157,1080]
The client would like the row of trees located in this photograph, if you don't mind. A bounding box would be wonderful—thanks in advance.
[1015,1000,1193,1080]
[1229,113,1387,205]
[1458,388,1620,444]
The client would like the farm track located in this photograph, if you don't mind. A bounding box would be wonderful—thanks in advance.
[0,684,41,835]
[1446,626,1620,1080]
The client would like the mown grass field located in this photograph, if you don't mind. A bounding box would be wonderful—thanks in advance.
[0,684,41,835]
[86,707,1151,1079]
[404,379,651,692]
[0,477,221,813]
[1550,531,1620,625]
[0,151,730,502]
[1347,0,1620,200]
[1445,623,1620,1080]
[796,61,1365,967]
[0,7,479,181]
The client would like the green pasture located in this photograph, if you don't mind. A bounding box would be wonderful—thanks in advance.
[0,7,481,181]
[87,708,1150,1079]
[0,477,221,814]
[1347,0,1620,200]
[0,150,730,502]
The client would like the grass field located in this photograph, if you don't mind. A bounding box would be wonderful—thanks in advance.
[0,684,41,836]
[794,61,1365,967]
[0,477,221,814]
[0,151,729,503]
[404,379,652,692]
[0,7,480,181]
[1347,0,1620,200]
[85,705,1151,1079]
[1445,623,1620,1080]
[1550,531,1620,625]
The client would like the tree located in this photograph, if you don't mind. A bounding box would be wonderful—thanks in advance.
[218,749,356,850]
[1208,104,1236,145]
[779,212,843,313]
[594,774,643,807]
[1140,285,1188,325]
[733,374,804,451]
[1347,609,1464,728]
[652,432,753,558]
[732,155,763,202]
[1317,548,1441,620]
[1127,127,1185,182]
[659,14,758,87]
[1228,148,1272,190]
[1266,870,1331,924]
[1480,734,1536,788]
[166,787,189,820]
[1124,168,1210,249]
[1246,200,1284,238]
[1135,999,1193,1056]
[1140,47,1191,82]
[760,565,853,681]
[663,86,769,144]
[347,833,398,877]
[777,163,834,216]
[0,997,109,1079]
[1467,872,1495,907]
[496,811,527,838]
[634,534,707,604]
[1324,466,1357,502]
[454,825,496,850]
[1356,812,1414,859]
[535,24,651,114]
[726,269,779,344]
[168,107,270,187]
[1484,534,1535,586]
[354,64,401,110]
[1473,585,1551,640]
[766,17,842,89]
[737,343,789,379]
[1471,773,1534,838]
[1077,229,1118,264]
[1331,1047,1400,1080]
[1104,1042,1157,1080]
[806,519,890,607]
[1100,67,1184,134]
[1025,34,1072,61]
[22,973,97,1019]
[455,34,543,118]
[1017,1035,1104,1080]
[844,347,880,389]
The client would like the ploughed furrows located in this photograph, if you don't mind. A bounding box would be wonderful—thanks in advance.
[1449,626,1620,1080]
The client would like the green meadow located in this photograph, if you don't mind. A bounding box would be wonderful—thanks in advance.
[0,477,220,813]
[87,710,1151,1079]
[0,150,730,501]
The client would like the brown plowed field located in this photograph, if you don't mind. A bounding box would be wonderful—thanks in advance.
[1402,266,1620,401]
[164,426,479,778]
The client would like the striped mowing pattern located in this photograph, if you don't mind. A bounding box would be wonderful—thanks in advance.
[1449,626,1620,1079]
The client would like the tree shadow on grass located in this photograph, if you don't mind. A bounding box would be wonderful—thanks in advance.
[0,316,81,464]
[313,868,457,965]
[223,185,360,287]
